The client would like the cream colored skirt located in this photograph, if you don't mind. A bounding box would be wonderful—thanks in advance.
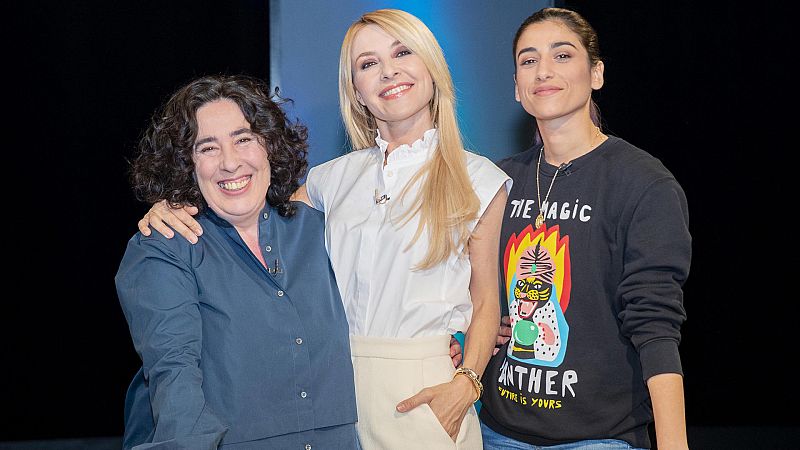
[350,335,483,450]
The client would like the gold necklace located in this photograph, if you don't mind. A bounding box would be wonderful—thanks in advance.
[535,128,604,228]
[535,147,560,229]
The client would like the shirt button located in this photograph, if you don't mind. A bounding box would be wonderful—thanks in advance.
[277,290,284,297]
[305,445,312,450]
[262,212,269,219]
[300,391,307,398]
[387,170,394,177]
[264,245,272,252]
[295,337,303,345]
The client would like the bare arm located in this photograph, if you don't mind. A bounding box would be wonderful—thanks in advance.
[460,186,505,382]
[648,373,689,450]
[137,200,203,243]
[396,187,507,441]
[139,185,312,243]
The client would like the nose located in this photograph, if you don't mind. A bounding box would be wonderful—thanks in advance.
[535,59,553,82]
[381,60,399,81]
[220,143,241,173]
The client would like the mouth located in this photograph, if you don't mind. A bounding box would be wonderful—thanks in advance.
[519,299,536,318]
[380,83,413,98]
[534,86,561,96]
[218,175,251,192]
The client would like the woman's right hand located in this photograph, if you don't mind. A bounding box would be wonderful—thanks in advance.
[138,200,203,244]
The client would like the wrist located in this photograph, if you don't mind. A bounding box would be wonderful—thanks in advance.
[453,367,483,402]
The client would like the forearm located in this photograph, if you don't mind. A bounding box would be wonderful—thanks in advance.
[648,372,688,450]
[461,299,500,378]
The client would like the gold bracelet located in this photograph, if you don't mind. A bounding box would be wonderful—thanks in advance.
[453,367,483,402]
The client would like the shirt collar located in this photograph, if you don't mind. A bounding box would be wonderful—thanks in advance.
[202,202,273,229]
[374,128,438,166]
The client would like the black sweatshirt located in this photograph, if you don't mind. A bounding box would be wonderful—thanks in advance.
[479,136,691,449]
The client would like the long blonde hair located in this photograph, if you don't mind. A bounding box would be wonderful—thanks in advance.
[338,9,479,270]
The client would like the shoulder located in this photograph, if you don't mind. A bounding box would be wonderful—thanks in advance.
[285,201,325,223]
[602,136,679,186]
[463,149,513,205]
[274,202,326,236]
[122,212,224,266]
[270,203,330,255]
[598,137,687,216]
[116,227,201,285]
[126,228,195,260]
[495,146,538,175]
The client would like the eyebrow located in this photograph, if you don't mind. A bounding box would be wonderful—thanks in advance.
[517,41,578,58]
[355,40,402,60]
[194,127,253,149]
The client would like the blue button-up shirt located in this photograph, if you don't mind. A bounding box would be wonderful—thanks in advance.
[116,202,357,449]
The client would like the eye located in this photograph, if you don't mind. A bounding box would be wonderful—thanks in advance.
[359,60,377,70]
[236,136,252,144]
[196,145,217,154]
[396,48,412,58]
[555,53,572,61]
[520,57,538,66]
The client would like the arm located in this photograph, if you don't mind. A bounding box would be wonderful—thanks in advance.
[618,178,691,449]
[648,373,689,450]
[396,187,506,440]
[116,237,226,449]
[137,200,203,243]
[460,185,505,385]
[140,184,313,242]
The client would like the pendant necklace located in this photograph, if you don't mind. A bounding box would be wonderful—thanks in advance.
[535,147,561,229]
[535,127,604,228]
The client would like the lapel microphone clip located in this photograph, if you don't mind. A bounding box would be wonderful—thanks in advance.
[374,189,390,204]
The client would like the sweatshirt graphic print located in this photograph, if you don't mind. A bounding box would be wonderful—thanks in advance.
[504,224,569,367]
[497,222,577,410]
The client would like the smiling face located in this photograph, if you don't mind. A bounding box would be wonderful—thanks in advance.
[193,98,270,228]
[350,24,434,135]
[514,20,604,124]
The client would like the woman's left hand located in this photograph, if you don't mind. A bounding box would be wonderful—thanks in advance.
[395,375,476,441]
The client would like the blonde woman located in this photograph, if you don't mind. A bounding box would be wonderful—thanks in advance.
[139,9,510,449]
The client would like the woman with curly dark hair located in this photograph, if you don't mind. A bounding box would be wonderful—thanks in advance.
[116,74,358,449]
[131,74,308,218]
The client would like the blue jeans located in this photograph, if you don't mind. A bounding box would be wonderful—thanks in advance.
[481,421,643,450]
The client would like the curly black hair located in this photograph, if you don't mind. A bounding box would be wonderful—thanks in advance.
[131,74,308,217]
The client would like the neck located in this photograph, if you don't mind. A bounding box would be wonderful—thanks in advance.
[235,224,267,268]
[540,124,605,166]
[376,112,434,155]
[537,106,606,165]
